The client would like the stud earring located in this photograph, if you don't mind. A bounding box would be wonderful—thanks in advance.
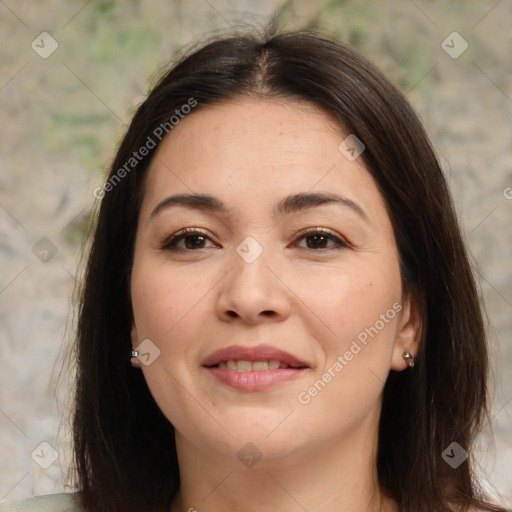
[130,349,142,368]
[402,352,415,367]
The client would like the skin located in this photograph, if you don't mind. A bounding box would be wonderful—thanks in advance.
[130,98,421,512]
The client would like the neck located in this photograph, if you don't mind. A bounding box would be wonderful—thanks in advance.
[170,412,397,512]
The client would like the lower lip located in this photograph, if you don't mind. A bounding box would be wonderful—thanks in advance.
[205,367,307,391]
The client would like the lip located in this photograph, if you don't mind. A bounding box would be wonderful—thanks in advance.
[202,344,309,392]
[206,367,307,391]
[201,344,308,368]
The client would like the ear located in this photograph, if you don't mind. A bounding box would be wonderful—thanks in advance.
[130,319,142,368]
[390,293,422,371]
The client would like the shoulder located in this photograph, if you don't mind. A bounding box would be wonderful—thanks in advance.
[0,493,80,512]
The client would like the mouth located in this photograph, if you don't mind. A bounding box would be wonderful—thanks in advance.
[201,344,309,370]
[202,344,309,391]
[207,359,307,371]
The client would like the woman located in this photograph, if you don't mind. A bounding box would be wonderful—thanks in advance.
[1,28,508,512]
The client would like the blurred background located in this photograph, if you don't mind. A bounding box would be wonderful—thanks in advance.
[0,0,511,506]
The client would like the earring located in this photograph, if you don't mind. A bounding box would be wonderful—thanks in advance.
[130,349,142,368]
[402,352,415,367]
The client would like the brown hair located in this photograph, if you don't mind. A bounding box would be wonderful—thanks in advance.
[72,28,505,511]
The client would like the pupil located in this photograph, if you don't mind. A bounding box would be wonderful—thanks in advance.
[309,235,325,248]
[186,235,204,249]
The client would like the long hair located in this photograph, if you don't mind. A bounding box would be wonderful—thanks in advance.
[72,28,505,512]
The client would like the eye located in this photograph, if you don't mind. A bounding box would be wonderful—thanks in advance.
[160,228,217,251]
[294,228,349,250]
[160,227,349,252]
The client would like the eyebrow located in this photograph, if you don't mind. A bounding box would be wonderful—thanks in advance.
[150,192,369,222]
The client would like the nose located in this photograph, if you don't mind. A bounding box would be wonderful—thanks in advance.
[216,247,292,325]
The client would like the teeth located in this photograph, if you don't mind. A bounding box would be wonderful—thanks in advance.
[216,359,292,371]
[237,360,252,372]
[252,361,269,372]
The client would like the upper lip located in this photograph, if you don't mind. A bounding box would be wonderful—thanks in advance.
[202,344,309,368]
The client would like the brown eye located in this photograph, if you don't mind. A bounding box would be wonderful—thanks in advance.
[161,229,216,251]
[296,229,348,250]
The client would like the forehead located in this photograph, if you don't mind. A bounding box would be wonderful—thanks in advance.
[152,98,342,164]
[141,98,387,223]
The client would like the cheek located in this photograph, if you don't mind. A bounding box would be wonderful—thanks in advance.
[294,273,401,434]
[293,260,402,421]
[130,260,214,427]
[130,256,228,404]
[297,258,402,353]
[131,258,210,342]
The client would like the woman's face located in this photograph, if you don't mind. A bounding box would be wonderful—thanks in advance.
[130,98,419,466]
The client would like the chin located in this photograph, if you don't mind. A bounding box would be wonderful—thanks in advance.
[176,414,307,465]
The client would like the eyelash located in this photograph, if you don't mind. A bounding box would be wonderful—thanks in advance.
[159,227,349,252]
